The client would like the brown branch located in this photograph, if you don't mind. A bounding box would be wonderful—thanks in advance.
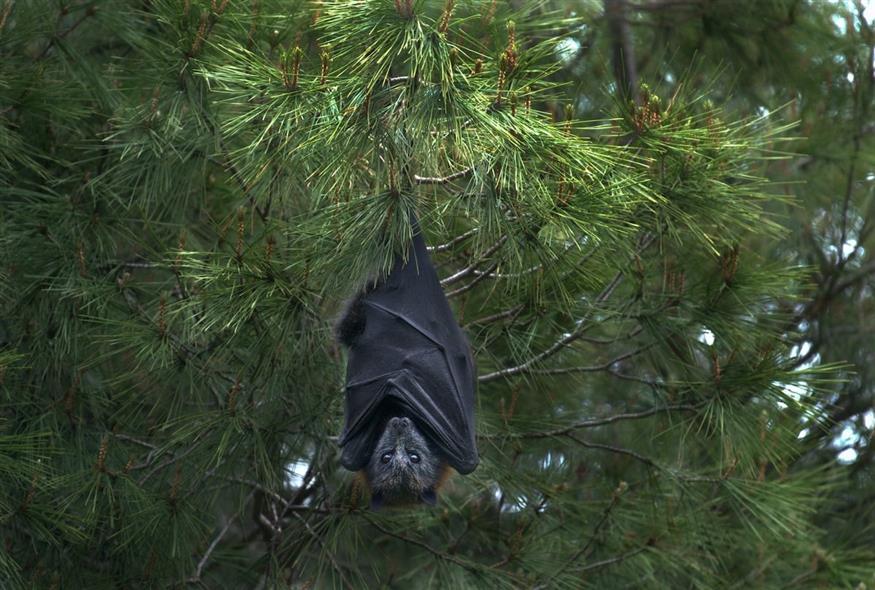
[605,367,667,387]
[829,259,875,294]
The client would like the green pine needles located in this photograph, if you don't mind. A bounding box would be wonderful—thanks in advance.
[0,0,872,588]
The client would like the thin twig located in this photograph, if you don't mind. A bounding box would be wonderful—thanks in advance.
[187,490,255,584]
[35,4,96,61]
[505,403,701,439]
[414,167,473,185]
[536,486,624,588]
[605,368,665,387]
[478,233,655,382]
[580,547,646,573]
[363,514,496,577]
[525,344,654,376]
[446,259,500,298]
[289,512,355,590]
[463,304,525,329]
[113,433,157,449]
[427,227,479,253]
[469,242,584,279]
[441,235,508,286]
[565,433,660,468]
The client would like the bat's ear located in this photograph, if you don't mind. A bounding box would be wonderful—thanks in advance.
[370,491,384,511]
[420,488,437,506]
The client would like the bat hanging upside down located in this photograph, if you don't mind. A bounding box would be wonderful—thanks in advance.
[334,215,479,509]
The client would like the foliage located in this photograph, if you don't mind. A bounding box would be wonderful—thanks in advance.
[1,0,873,587]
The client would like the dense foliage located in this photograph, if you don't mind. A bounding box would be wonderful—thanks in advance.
[1,0,873,587]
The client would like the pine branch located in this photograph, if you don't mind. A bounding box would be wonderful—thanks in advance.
[525,343,654,376]
[427,228,479,253]
[34,3,97,61]
[536,482,627,588]
[580,547,647,573]
[462,304,525,328]
[362,514,509,579]
[187,489,255,584]
[501,403,702,439]
[440,235,508,286]
[413,167,473,185]
[289,512,355,590]
[564,433,660,469]
[445,258,500,298]
[478,233,656,382]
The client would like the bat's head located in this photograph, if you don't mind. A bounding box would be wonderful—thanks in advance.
[365,416,445,509]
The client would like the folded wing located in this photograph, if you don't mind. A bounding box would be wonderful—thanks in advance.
[338,218,479,475]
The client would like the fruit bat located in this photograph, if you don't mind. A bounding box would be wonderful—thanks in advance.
[335,214,479,502]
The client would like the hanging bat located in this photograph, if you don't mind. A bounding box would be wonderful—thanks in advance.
[335,214,479,509]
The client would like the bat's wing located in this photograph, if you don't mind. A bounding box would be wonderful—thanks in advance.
[339,216,479,474]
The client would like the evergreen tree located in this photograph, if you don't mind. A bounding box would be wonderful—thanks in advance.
[556,0,875,579]
[1,1,873,588]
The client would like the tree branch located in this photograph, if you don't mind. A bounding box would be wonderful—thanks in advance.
[446,259,501,298]
[463,304,526,329]
[362,514,499,578]
[604,0,639,104]
[565,433,660,468]
[441,235,508,286]
[580,547,647,573]
[35,4,97,62]
[414,167,473,185]
[478,233,655,383]
[187,490,255,584]
[427,227,479,253]
[525,344,654,376]
[506,403,701,439]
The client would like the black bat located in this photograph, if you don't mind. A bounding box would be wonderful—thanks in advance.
[336,215,479,505]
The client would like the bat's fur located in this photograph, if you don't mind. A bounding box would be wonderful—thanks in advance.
[335,295,367,348]
[335,281,379,347]
[364,416,449,508]
[336,291,450,508]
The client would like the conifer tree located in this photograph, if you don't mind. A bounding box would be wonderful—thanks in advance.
[1,1,873,588]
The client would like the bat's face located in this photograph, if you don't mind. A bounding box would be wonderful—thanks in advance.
[365,416,442,508]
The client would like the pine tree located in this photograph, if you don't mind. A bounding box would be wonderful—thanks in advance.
[1,1,873,588]
[556,0,875,581]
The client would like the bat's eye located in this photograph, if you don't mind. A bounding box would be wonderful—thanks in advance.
[409,452,420,464]
[380,453,392,464]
